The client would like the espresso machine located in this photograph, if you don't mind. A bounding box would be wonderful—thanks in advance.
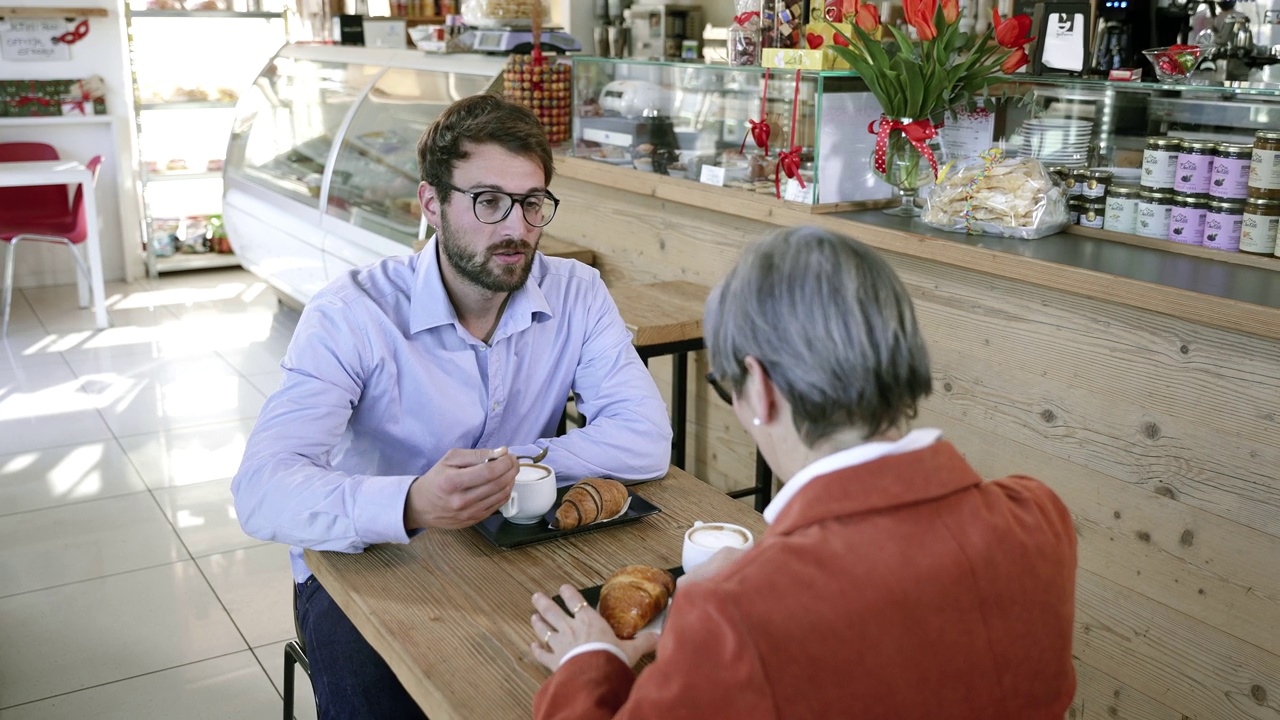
[1193,1,1280,81]
[1090,0,1156,72]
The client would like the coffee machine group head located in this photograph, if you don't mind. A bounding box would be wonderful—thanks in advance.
[1092,0,1153,73]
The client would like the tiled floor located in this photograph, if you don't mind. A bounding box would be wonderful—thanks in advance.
[0,269,317,719]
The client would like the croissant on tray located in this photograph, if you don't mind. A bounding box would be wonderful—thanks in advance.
[551,477,628,530]
[598,565,676,639]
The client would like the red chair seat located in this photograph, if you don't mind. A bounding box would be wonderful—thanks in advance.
[0,215,81,243]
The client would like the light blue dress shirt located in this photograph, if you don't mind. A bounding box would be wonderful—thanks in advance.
[232,239,672,582]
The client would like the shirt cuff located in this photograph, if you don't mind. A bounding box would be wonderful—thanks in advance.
[559,642,630,669]
[352,474,417,545]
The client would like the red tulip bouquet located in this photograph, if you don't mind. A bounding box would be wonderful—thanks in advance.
[828,0,1035,215]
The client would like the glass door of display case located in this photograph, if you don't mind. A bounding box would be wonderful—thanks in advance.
[324,67,499,248]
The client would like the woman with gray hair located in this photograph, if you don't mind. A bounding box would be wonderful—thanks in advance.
[529,226,1078,719]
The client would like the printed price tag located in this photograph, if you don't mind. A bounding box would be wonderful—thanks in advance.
[784,178,811,204]
[699,165,726,187]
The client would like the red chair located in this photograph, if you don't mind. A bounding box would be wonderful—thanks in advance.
[0,142,104,335]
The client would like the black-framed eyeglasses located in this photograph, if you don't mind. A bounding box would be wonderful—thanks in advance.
[440,182,560,227]
[706,372,733,405]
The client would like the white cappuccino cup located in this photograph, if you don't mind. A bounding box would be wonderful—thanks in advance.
[681,521,754,570]
[500,463,557,524]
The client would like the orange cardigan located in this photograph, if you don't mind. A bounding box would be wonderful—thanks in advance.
[534,441,1077,720]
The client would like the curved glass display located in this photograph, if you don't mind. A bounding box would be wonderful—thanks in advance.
[325,67,498,247]
[226,56,379,207]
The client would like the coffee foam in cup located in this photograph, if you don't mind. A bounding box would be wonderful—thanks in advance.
[688,524,751,549]
[516,464,550,483]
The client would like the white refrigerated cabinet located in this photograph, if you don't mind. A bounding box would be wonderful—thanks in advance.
[224,44,505,305]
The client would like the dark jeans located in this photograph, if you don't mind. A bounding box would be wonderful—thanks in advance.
[296,576,428,720]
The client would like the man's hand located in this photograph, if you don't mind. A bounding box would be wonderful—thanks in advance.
[404,447,518,530]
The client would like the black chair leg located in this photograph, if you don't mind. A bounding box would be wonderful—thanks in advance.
[671,351,688,469]
[284,644,296,720]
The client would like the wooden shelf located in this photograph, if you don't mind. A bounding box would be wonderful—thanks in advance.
[145,170,223,181]
[0,6,108,17]
[0,115,112,126]
[140,100,237,110]
[1064,224,1280,273]
[131,9,283,18]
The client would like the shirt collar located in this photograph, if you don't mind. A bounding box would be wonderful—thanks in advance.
[409,235,555,338]
[762,428,943,524]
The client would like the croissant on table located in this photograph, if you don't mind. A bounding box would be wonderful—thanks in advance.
[550,477,628,530]
[598,565,676,639]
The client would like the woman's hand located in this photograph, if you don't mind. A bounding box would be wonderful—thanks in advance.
[529,586,659,672]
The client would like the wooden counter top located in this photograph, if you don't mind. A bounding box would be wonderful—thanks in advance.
[556,156,1280,341]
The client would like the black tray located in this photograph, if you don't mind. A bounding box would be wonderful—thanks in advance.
[552,566,685,614]
[472,486,661,549]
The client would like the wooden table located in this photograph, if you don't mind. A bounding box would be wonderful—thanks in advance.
[305,466,768,720]
[0,160,109,330]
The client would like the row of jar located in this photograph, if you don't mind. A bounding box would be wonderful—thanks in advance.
[1142,131,1280,200]
[1094,188,1280,255]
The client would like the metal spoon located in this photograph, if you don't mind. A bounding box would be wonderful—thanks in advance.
[517,446,549,464]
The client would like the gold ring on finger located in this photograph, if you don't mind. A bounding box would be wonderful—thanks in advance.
[571,601,589,614]
[542,630,553,645]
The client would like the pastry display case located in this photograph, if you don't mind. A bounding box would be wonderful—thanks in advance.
[570,56,895,209]
[223,44,505,305]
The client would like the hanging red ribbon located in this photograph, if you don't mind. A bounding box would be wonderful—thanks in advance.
[775,70,805,199]
[740,68,771,155]
[867,115,944,179]
[62,80,90,115]
[54,20,90,45]
[733,11,761,26]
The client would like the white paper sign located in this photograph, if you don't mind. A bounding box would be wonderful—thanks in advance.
[1042,13,1087,72]
[942,108,997,161]
[699,165,726,187]
[0,20,72,62]
[784,178,812,204]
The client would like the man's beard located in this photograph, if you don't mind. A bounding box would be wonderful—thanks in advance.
[438,207,538,293]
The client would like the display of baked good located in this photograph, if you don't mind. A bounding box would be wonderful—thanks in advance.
[922,155,1069,238]
[598,565,675,639]
[503,55,571,144]
[165,158,189,171]
[551,477,628,530]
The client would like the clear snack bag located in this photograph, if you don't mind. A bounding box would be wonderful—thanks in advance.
[922,152,1070,239]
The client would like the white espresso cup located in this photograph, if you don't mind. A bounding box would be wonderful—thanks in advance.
[501,463,558,524]
[681,521,755,570]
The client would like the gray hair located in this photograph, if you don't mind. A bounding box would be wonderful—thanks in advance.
[704,226,931,446]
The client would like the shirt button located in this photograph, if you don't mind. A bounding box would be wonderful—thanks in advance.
[492,402,498,410]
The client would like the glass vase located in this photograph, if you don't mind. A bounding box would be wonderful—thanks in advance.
[871,120,946,217]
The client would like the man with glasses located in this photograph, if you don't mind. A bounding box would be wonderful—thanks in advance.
[233,94,672,720]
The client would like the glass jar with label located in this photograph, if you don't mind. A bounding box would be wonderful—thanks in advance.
[1068,170,1088,197]
[1249,130,1280,199]
[1240,197,1280,255]
[1079,198,1106,228]
[1173,140,1216,195]
[1168,196,1208,244]
[1137,190,1174,238]
[1104,185,1140,234]
[1082,170,1112,199]
[1069,198,1084,224]
[1210,143,1252,200]
[1142,137,1182,190]
[1202,200,1244,252]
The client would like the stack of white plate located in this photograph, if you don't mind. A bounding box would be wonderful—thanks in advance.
[1018,118,1092,167]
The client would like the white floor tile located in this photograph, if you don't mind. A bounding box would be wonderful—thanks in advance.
[61,349,238,380]
[197,543,297,648]
[245,369,283,397]
[0,561,245,709]
[83,366,266,438]
[0,493,187,597]
[1,291,43,335]
[0,439,147,517]
[0,361,112,454]
[116,418,256,490]
[254,641,318,720]
[35,305,177,334]
[0,651,282,720]
[19,282,141,315]
[0,410,113,456]
[152,478,265,558]
[0,333,68,365]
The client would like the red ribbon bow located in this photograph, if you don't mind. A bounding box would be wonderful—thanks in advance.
[740,119,771,155]
[775,145,805,198]
[867,116,943,179]
[11,96,54,108]
[733,11,761,26]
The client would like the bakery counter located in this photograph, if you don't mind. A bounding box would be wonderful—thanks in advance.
[547,154,1280,720]
[554,156,1280,341]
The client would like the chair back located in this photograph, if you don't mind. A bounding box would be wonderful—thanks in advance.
[0,143,70,225]
[64,156,104,244]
